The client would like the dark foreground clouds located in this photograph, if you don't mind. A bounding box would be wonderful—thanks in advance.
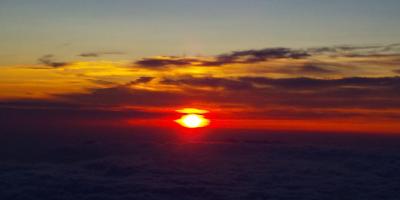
[159,76,400,110]
[2,75,400,121]
[0,99,169,122]
[1,125,400,200]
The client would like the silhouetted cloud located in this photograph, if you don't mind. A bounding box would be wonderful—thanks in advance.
[135,48,310,68]
[134,44,400,69]
[159,76,400,109]
[135,56,200,68]
[1,75,400,125]
[44,75,400,112]
[0,99,168,128]
[393,69,400,74]
[207,48,310,66]
[128,76,155,85]
[38,54,69,68]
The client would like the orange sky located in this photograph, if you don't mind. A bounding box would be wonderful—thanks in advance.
[1,45,400,133]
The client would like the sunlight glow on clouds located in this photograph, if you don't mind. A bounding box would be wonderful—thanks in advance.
[1,44,400,132]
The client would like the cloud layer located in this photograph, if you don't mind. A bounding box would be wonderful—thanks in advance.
[1,126,400,200]
[2,43,400,132]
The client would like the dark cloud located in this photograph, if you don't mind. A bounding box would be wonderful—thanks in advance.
[78,52,99,57]
[298,64,337,74]
[269,63,339,75]
[38,54,69,68]
[135,57,199,68]
[308,45,381,54]
[307,43,400,54]
[238,76,400,89]
[128,76,155,85]
[78,51,125,57]
[161,76,254,90]
[0,99,169,133]
[208,48,310,66]
[340,53,400,58]
[135,48,310,68]
[133,44,400,70]
[0,99,80,109]
[158,76,400,109]
[49,75,400,111]
[227,108,400,120]
[393,69,400,74]
[89,79,116,86]
[2,130,400,200]
[2,76,400,122]
[59,86,189,107]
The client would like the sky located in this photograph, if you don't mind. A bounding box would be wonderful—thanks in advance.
[1,0,400,65]
[1,0,400,133]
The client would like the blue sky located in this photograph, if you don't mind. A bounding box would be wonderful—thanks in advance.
[0,0,399,65]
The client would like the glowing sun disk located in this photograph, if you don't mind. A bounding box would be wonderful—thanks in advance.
[175,114,210,128]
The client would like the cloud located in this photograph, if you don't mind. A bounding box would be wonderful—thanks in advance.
[78,51,125,57]
[298,64,337,74]
[307,45,382,54]
[222,48,309,61]
[1,75,400,130]
[89,79,117,86]
[1,125,400,199]
[160,76,254,90]
[0,98,169,133]
[158,76,400,109]
[39,75,399,113]
[239,76,400,93]
[135,48,310,68]
[307,43,400,54]
[266,63,339,75]
[134,44,400,69]
[5,43,400,125]
[38,54,69,68]
[58,86,189,107]
[205,48,310,66]
[128,76,154,85]
[131,44,400,80]
[135,56,200,68]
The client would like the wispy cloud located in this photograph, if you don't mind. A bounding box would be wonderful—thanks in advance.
[78,51,125,58]
[38,54,69,68]
[128,76,154,85]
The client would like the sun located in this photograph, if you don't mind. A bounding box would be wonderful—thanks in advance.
[175,113,210,128]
